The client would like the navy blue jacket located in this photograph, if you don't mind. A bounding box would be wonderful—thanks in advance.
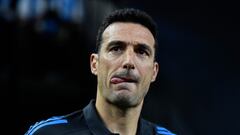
[25,100,175,135]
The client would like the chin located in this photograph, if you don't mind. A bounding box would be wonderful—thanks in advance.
[107,94,140,109]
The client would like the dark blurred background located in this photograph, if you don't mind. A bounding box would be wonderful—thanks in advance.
[1,0,239,134]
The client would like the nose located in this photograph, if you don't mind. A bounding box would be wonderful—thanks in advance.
[122,48,135,70]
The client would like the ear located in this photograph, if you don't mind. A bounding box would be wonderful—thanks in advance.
[90,53,98,76]
[151,62,159,82]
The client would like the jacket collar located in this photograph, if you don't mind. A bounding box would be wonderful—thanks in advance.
[83,100,154,135]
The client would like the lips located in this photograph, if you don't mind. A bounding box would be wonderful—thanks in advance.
[110,76,137,84]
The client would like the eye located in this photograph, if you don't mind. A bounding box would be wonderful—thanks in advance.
[136,48,149,56]
[109,46,122,53]
[111,46,120,51]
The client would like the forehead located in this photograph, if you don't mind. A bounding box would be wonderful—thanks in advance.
[102,22,155,48]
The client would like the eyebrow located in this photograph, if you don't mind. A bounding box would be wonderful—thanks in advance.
[107,40,153,55]
[108,40,126,47]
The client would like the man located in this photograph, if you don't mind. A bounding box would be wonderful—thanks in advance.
[25,8,176,135]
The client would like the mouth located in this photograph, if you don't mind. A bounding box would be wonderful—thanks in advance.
[110,76,138,84]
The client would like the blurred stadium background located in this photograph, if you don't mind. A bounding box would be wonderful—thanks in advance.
[0,0,239,134]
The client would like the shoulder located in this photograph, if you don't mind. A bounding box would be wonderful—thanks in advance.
[25,110,85,135]
[140,119,176,135]
[154,125,176,135]
[24,116,68,135]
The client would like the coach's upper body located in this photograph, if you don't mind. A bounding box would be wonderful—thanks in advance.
[25,8,176,135]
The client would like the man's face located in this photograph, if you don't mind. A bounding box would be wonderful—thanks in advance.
[91,22,159,108]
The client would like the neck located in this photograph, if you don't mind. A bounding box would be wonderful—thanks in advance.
[96,92,143,135]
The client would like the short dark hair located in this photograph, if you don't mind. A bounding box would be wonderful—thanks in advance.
[96,8,158,57]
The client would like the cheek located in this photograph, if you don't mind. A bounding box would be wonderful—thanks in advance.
[138,64,155,81]
[102,55,122,68]
[98,61,108,77]
[98,58,120,79]
[137,61,153,74]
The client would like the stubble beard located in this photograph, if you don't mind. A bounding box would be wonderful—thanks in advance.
[104,88,148,110]
[107,94,137,109]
